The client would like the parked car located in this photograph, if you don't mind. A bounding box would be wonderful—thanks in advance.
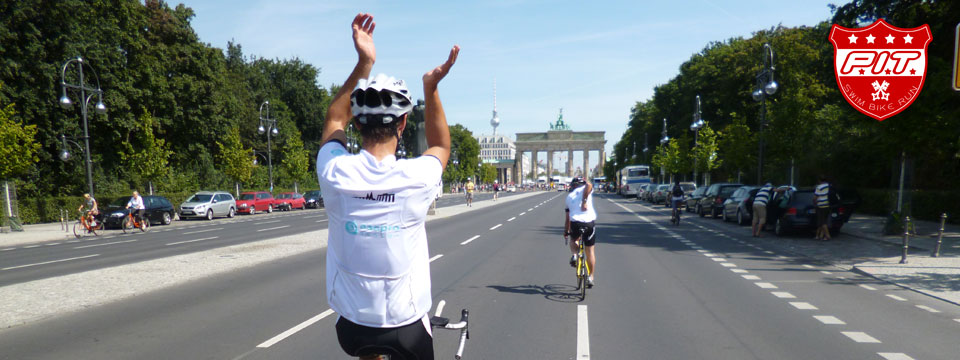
[721,186,759,224]
[276,192,306,211]
[652,184,672,204]
[685,186,707,212]
[100,195,176,228]
[506,185,517,192]
[641,183,659,202]
[762,188,859,236]
[180,191,237,220]
[236,191,276,215]
[635,184,651,200]
[697,183,744,218]
[304,190,324,209]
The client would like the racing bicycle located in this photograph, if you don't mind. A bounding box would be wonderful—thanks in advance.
[122,210,150,233]
[73,210,102,238]
[567,234,591,300]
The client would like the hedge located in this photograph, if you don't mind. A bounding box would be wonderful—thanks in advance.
[855,188,959,224]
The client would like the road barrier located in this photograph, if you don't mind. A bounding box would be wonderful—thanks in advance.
[932,213,948,257]
[900,216,912,264]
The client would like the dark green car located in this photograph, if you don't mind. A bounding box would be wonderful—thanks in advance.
[304,190,324,209]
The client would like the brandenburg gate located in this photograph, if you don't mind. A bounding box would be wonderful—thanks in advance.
[514,110,606,183]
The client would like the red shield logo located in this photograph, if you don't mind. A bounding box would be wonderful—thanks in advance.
[829,19,931,121]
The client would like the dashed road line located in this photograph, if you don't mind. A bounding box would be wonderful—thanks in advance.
[257,309,335,348]
[429,254,444,262]
[74,239,138,249]
[915,305,940,313]
[858,284,878,291]
[842,331,881,343]
[254,220,282,225]
[742,275,761,280]
[772,292,796,299]
[789,302,818,310]
[802,264,815,269]
[1,248,15,252]
[814,315,845,325]
[885,294,907,301]
[2,254,101,270]
[755,282,778,289]
[460,235,480,245]
[731,269,749,273]
[507,217,516,222]
[577,305,590,359]
[878,353,914,360]
[166,237,218,246]
[490,224,502,230]
[720,263,737,267]
[820,271,833,275]
[257,225,291,232]
[182,227,223,235]
[519,212,526,216]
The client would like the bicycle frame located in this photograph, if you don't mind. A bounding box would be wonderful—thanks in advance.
[575,238,590,299]
[123,210,149,233]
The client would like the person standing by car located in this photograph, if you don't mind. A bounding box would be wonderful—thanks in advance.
[126,190,146,226]
[316,13,459,360]
[78,193,99,227]
[814,175,832,241]
[752,182,776,237]
[465,177,475,207]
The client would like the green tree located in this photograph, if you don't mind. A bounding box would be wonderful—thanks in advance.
[216,127,255,192]
[119,112,173,191]
[0,91,40,180]
[692,122,721,182]
[278,126,312,189]
[718,115,754,182]
[480,163,497,184]
[443,124,479,185]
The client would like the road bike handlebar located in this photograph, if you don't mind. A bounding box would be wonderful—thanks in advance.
[430,309,469,359]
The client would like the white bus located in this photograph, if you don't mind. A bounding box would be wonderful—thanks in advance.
[617,165,651,197]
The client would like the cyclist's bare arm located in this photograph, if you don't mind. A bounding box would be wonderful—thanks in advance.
[421,45,460,169]
[581,182,593,210]
[321,13,376,147]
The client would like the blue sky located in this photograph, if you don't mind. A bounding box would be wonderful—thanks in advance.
[188,0,840,169]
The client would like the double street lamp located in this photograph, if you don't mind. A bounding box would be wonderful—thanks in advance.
[690,95,706,185]
[752,43,778,184]
[58,56,107,197]
[257,101,279,191]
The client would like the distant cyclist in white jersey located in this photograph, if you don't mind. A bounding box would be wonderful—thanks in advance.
[315,13,459,360]
[563,177,598,287]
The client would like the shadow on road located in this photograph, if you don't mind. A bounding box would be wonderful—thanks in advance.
[487,284,583,303]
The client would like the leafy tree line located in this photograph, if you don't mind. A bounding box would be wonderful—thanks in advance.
[0,0,332,205]
[607,0,960,199]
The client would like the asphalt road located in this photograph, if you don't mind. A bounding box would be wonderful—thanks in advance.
[2,192,959,359]
[0,191,521,287]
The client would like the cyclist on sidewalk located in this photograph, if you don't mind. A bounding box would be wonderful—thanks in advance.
[78,193,99,227]
[564,177,597,288]
[316,13,459,360]
[126,191,145,226]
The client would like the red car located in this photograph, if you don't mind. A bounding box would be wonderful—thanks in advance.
[275,192,306,211]
[236,191,275,214]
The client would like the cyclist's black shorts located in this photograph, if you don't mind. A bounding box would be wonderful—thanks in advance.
[570,221,597,247]
[336,316,434,359]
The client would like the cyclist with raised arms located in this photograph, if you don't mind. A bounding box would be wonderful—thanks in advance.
[564,177,597,288]
[316,13,459,360]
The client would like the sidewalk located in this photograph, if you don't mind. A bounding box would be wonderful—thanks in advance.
[763,213,960,306]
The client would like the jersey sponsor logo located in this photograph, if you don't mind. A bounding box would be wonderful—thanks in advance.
[829,19,932,121]
[353,192,396,203]
[331,149,345,156]
[345,220,401,238]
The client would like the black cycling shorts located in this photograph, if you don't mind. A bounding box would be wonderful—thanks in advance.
[570,221,597,247]
[336,316,434,359]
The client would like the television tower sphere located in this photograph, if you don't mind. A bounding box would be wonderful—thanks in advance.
[491,113,500,128]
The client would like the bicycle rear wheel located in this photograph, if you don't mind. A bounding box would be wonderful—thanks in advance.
[579,266,587,300]
[122,217,132,234]
[73,221,83,238]
[139,218,149,232]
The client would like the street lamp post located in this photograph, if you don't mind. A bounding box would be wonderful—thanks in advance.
[690,95,706,185]
[752,43,778,185]
[257,101,279,191]
[659,118,670,183]
[59,56,106,197]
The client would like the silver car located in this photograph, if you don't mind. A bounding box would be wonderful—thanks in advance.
[180,191,237,220]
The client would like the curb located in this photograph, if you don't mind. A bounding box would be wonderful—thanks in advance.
[850,266,960,307]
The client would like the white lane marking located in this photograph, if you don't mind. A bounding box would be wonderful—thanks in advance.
[878,353,914,360]
[763,251,775,254]
[886,294,907,301]
[257,225,291,232]
[790,302,818,310]
[528,208,534,211]
[704,253,717,257]
[820,271,833,275]
[859,284,878,291]
[772,292,796,299]
[182,227,223,235]
[814,316,846,325]
[46,243,61,246]
[731,269,749,273]
[507,217,516,222]
[434,300,446,317]
[520,212,526,216]
[303,215,325,219]
[755,282,778,289]
[842,331,881,343]
[254,220,282,225]
[74,239,138,249]
[24,245,40,249]
[577,305,590,359]
[1,248,16,251]
[460,235,480,245]
[742,275,761,280]
[720,263,737,267]
[316,220,328,223]
[489,224,502,230]
[429,254,443,262]
[257,309,335,348]
[954,319,960,324]
[776,255,788,259]
[802,264,815,269]
[696,250,709,253]
[166,236,218,246]
[691,246,703,249]
[1,254,101,270]
[915,305,940,313]
[712,258,726,262]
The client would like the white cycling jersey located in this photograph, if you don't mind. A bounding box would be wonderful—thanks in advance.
[565,186,596,223]
[316,141,442,328]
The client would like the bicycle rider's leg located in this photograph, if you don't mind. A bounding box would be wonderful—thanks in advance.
[582,224,597,279]
[336,316,434,360]
[137,209,146,225]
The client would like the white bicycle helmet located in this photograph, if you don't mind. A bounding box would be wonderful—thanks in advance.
[351,73,413,126]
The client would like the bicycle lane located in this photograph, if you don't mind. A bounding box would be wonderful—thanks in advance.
[601,196,946,360]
